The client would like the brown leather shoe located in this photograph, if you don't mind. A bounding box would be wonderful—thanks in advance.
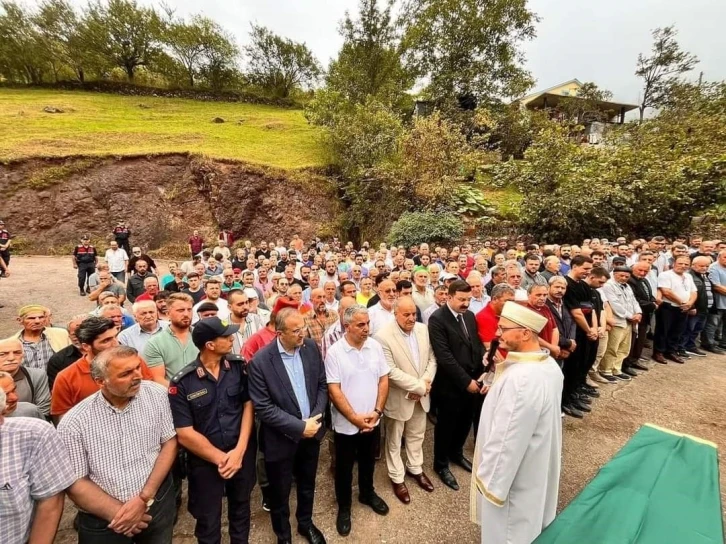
[406,471,435,492]
[651,352,668,364]
[665,352,685,364]
[392,481,411,504]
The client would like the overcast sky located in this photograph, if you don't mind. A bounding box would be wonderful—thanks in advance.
[71,0,726,104]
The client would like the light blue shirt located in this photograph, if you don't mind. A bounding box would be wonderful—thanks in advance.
[709,262,726,310]
[277,339,310,418]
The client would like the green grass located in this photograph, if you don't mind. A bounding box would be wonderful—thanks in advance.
[0,88,325,169]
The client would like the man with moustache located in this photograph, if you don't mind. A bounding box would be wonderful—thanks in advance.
[0,337,51,417]
[622,262,658,370]
[428,280,485,491]
[369,279,397,336]
[58,346,178,543]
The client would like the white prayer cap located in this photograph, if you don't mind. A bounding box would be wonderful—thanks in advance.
[500,301,547,333]
[243,288,258,299]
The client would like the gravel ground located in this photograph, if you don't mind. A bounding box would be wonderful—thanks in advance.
[1,256,724,543]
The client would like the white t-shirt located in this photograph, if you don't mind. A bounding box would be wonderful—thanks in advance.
[192,298,230,323]
[657,270,697,306]
[325,336,389,435]
[104,248,128,273]
[369,302,394,336]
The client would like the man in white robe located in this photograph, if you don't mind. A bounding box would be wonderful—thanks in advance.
[471,301,563,544]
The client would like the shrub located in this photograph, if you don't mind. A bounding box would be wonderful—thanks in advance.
[387,211,463,247]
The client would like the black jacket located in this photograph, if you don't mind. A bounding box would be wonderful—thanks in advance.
[428,305,484,399]
[546,299,576,352]
[628,276,656,314]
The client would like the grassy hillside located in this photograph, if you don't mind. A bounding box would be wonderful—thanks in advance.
[0,88,325,169]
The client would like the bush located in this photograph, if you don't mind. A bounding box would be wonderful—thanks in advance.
[387,211,464,247]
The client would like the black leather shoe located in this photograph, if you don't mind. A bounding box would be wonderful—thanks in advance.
[451,455,472,472]
[298,524,326,544]
[359,492,389,515]
[630,361,649,371]
[573,393,591,404]
[336,509,351,537]
[570,398,592,412]
[563,404,584,418]
[435,467,459,490]
[622,367,639,377]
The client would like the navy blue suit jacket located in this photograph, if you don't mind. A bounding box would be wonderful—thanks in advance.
[248,337,328,462]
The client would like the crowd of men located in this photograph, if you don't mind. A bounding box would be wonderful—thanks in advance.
[1,226,726,544]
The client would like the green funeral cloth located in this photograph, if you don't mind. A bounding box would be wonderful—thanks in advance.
[535,424,723,544]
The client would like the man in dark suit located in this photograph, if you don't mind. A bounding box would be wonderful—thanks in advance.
[248,308,328,544]
[427,279,485,491]
[624,261,657,371]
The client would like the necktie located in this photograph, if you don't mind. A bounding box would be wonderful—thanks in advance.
[457,314,470,340]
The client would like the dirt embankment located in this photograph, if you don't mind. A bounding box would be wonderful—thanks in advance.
[0,154,340,255]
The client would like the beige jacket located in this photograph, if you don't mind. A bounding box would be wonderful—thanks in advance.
[9,327,72,354]
[375,321,437,420]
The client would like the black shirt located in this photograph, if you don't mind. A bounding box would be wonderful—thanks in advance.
[169,355,250,454]
[183,288,205,304]
[46,344,82,390]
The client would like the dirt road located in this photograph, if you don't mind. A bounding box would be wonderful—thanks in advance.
[1,256,724,543]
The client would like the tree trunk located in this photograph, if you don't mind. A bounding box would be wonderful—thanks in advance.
[639,106,645,123]
[189,71,194,87]
[77,68,85,83]
[125,63,135,80]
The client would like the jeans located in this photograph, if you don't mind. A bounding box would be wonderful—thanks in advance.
[680,313,707,351]
[702,309,726,348]
[334,427,380,509]
[77,475,175,544]
[111,271,126,283]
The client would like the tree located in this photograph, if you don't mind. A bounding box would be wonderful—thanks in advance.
[326,0,413,108]
[244,24,321,98]
[84,0,163,80]
[164,14,237,87]
[32,0,76,82]
[388,211,464,247]
[635,25,698,122]
[400,0,538,105]
[558,81,615,125]
[0,1,47,83]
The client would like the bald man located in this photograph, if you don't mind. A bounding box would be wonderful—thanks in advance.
[375,297,437,503]
[0,338,51,416]
[304,287,338,350]
[369,279,397,336]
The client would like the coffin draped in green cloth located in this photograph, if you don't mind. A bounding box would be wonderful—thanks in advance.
[534,424,723,544]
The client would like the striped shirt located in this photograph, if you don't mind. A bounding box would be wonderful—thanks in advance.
[21,334,55,370]
[231,314,264,355]
[57,381,176,502]
[321,320,344,360]
[304,310,338,350]
[0,418,76,544]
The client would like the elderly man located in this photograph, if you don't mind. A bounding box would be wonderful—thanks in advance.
[422,285,448,325]
[326,305,390,536]
[678,256,714,358]
[412,268,434,312]
[105,240,129,283]
[369,279,397,336]
[88,264,127,305]
[599,267,642,380]
[0,388,76,544]
[505,266,528,302]
[145,293,199,385]
[374,297,437,504]
[118,300,167,353]
[58,346,178,542]
[476,284,515,351]
[703,250,726,353]
[484,265,506,296]
[8,305,71,371]
[304,288,338,351]
[0,370,45,419]
[428,280,485,491]
[540,256,562,284]
[248,309,329,544]
[0,337,51,416]
[622,262,658,371]
[126,259,158,304]
[51,316,155,422]
[471,303,563,544]
[134,276,160,303]
[654,256,697,364]
[526,284,561,359]
[467,271,491,315]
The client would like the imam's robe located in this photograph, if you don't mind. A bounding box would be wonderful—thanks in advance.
[470,351,564,544]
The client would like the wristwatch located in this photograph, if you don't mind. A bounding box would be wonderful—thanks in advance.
[374,408,383,417]
[139,493,155,510]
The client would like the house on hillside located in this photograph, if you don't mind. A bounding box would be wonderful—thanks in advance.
[515,79,639,143]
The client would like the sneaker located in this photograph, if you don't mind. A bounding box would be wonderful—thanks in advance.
[676,350,692,359]
[685,348,707,357]
[261,487,271,512]
[589,372,610,384]
[614,373,632,381]
[598,373,619,383]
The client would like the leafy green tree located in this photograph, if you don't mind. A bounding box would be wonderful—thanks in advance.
[244,24,321,98]
[557,81,615,124]
[32,0,76,82]
[400,0,538,104]
[163,14,237,87]
[635,25,698,122]
[84,0,163,80]
[326,0,412,108]
[387,211,464,247]
[0,1,47,83]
